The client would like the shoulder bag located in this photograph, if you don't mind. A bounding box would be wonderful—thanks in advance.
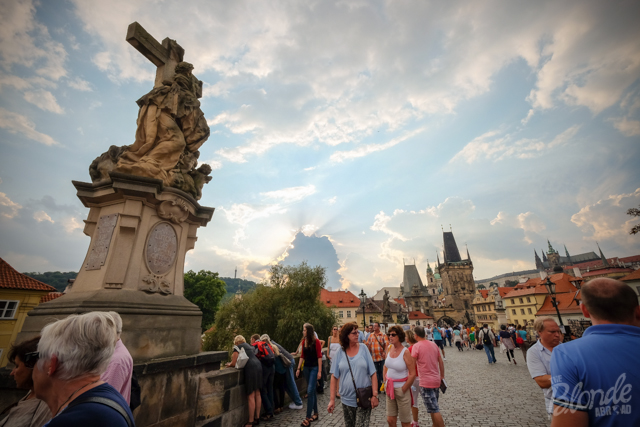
[234,345,249,369]
[344,347,373,409]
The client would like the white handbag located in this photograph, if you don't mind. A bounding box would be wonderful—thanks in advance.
[234,345,249,369]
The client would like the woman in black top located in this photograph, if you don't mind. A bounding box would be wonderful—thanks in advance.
[296,323,322,426]
[227,335,263,426]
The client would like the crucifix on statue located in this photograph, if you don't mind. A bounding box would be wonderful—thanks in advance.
[126,21,195,91]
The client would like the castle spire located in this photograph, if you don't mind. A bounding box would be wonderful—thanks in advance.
[466,244,471,262]
[542,250,548,262]
[597,242,609,267]
[534,249,543,270]
[564,244,573,265]
[547,239,557,254]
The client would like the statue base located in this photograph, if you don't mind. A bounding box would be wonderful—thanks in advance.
[17,173,214,362]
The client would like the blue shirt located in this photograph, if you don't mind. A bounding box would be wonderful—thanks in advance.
[330,343,376,408]
[551,324,640,427]
[527,340,554,414]
[45,383,134,427]
[358,330,366,343]
[432,328,442,340]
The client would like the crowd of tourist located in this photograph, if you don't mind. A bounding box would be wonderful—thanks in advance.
[2,277,637,427]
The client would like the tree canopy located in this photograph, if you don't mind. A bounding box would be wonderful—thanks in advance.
[184,270,227,332]
[22,271,76,292]
[203,261,336,354]
[628,205,640,235]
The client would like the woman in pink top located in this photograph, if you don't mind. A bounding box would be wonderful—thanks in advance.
[383,325,416,427]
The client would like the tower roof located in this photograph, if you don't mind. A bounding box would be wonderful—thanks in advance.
[443,231,462,262]
[402,264,425,297]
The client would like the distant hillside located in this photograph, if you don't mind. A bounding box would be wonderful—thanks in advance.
[22,271,77,292]
[219,277,257,302]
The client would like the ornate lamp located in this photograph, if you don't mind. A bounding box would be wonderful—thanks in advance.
[359,289,367,329]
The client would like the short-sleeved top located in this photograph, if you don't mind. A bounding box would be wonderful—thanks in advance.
[0,391,51,427]
[101,339,133,404]
[517,330,527,340]
[527,340,553,414]
[330,344,376,408]
[45,383,134,427]
[300,339,322,367]
[551,324,640,427]
[410,340,441,388]
[432,328,442,340]
[366,332,389,363]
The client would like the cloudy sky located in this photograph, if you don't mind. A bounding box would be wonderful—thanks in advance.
[1,0,639,296]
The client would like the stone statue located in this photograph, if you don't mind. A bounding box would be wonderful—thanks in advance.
[383,290,390,314]
[116,61,210,186]
[89,145,127,182]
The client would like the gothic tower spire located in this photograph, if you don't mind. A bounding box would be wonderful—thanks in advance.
[597,242,609,267]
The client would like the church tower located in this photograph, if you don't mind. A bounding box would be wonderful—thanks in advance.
[434,231,476,325]
[547,240,561,270]
[534,249,544,270]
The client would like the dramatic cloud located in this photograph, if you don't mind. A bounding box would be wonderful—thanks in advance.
[23,89,64,113]
[260,185,316,203]
[451,125,580,164]
[571,188,640,244]
[67,77,92,91]
[33,210,53,223]
[0,192,22,218]
[69,1,640,164]
[0,108,58,145]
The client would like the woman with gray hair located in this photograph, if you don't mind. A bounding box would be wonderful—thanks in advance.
[32,312,134,427]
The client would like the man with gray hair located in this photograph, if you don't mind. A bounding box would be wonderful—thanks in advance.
[101,311,133,404]
[527,316,561,417]
[550,278,640,427]
[32,311,134,426]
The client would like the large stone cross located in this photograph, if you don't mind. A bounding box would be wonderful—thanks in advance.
[126,22,185,88]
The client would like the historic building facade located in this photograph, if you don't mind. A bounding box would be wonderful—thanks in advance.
[432,231,477,326]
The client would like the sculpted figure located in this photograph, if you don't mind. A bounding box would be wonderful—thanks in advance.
[89,145,126,182]
[116,62,210,185]
[383,290,390,314]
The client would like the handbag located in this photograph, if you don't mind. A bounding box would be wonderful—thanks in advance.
[475,343,484,350]
[516,336,524,345]
[345,348,373,409]
[279,353,292,368]
[234,345,249,369]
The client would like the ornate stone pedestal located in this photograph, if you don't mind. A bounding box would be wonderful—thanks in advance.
[17,172,214,362]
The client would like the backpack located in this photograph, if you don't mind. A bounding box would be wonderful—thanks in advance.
[254,341,275,367]
[482,329,492,345]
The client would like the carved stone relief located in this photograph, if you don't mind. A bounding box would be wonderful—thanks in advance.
[85,214,119,270]
[145,222,178,275]
[140,275,172,295]
[157,199,189,224]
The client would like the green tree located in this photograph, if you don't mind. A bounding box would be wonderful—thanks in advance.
[184,270,227,331]
[628,205,640,235]
[204,261,336,354]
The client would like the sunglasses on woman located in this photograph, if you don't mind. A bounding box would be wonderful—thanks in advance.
[389,333,397,337]
[23,351,39,369]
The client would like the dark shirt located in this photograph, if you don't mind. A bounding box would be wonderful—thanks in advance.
[300,339,322,367]
[45,383,133,427]
[499,331,512,340]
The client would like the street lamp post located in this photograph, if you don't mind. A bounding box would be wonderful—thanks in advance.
[543,277,564,326]
[544,276,571,341]
[359,289,367,330]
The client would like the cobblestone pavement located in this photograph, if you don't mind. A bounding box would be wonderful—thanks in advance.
[273,344,549,427]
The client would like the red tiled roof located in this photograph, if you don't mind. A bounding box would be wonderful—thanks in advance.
[0,258,57,292]
[497,287,512,297]
[571,257,620,270]
[409,311,433,319]
[620,269,640,282]
[504,273,581,299]
[582,268,632,278]
[39,292,63,303]
[394,298,406,307]
[620,255,640,264]
[478,290,489,299]
[536,292,583,316]
[320,289,361,308]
